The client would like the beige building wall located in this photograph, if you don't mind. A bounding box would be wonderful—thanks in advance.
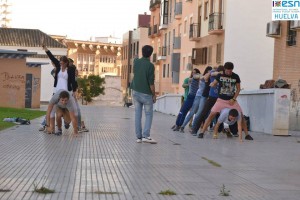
[0,58,40,108]
[149,0,225,96]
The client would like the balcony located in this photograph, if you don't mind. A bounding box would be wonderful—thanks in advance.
[149,0,161,11]
[173,37,181,49]
[208,13,224,35]
[148,25,160,38]
[175,1,182,19]
[266,21,281,37]
[158,46,167,60]
[189,23,201,41]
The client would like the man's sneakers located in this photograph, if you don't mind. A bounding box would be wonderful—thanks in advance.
[38,126,45,131]
[173,126,181,131]
[136,138,142,143]
[136,137,157,144]
[54,129,62,136]
[198,133,204,138]
[223,128,232,138]
[64,123,70,129]
[179,127,184,133]
[245,134,254,140]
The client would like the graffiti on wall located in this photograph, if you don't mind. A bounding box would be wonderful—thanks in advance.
[0,72,25,90]
[33,77,40,94]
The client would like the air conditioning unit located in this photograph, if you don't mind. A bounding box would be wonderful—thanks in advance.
[266,21,281,37]
[290,20,300,29]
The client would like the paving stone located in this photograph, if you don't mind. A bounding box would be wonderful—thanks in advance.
[0,105,299,199]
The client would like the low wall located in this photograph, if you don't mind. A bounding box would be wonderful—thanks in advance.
[154,94,182,116]
[154,89,291,135]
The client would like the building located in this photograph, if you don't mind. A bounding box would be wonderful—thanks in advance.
[148,0,225,96]
[224,0,273,90]
[95,36,122,44]
[121,13,151,96]
[51,36,122,78]
[0,49,44,108]
[0,28,67,102]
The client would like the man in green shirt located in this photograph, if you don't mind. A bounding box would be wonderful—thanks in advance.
[131,45,157,144]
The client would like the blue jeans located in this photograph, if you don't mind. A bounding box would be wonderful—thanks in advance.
[191,96,207,127]
[176,94,195,126]
[181,96,201,128]
[132,91,154,139]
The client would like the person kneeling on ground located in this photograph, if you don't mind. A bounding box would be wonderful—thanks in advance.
[211,108,253,142]
[46,90,79,136]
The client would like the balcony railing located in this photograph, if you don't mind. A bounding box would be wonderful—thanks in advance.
[189,23,201,40]
[149,0,161,10]
[158,46,167,60]
[208,13,224,34]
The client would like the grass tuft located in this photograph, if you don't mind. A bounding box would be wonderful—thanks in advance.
[184,193,194,196]
[158,189,176,195]
[201,157,222,167]
[34,186,55,194]
[219,184,230,196]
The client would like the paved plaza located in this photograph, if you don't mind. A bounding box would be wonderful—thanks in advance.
[0,105,299,200]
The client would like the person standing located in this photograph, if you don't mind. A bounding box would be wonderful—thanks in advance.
[130,45,157,144]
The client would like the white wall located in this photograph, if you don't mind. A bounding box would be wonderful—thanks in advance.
[224,0,274,90]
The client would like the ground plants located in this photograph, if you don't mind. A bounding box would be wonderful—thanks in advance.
[94,191,120,195]
[201,157,222,167]
[0,107,45,131]
[219,184,230,196]
[158,189,177,196]
[33,183,55,194]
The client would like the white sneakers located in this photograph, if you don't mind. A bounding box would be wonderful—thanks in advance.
[136,137,157,144]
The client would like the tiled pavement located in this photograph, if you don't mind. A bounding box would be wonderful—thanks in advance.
[0,105,300,200]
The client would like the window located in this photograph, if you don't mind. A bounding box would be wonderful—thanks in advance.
[183,57,186,70]
[204,1,208,20]
[167,64,170,77]
[192,48,207,65]
[163,64,166,78]
[216,43,222,63]
[287,21,297,46]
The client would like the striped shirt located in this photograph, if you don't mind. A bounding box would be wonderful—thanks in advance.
[189,78,200,96]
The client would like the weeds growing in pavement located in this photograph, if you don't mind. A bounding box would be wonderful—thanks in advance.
[201,157,222,167]
[219,184,230,196]
[159,189,177,195]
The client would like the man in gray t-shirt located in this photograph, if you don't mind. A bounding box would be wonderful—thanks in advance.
[213,108,253,141]
[46,90,78,135]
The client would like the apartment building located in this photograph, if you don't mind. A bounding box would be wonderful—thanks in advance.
[121,13,150,96]
[51,36,122,78]
[149,0,225,96]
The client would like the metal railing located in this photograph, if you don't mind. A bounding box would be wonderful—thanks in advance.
[208,13,223,31]
[189,23,201,38]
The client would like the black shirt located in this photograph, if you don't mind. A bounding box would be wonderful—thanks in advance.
[216,72,241,100]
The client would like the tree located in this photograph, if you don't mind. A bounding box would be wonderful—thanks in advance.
[77,75,105,103]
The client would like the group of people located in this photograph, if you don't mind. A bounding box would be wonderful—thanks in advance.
[39,41,89,136]
[130,44,253,143]
[171,62,253,142]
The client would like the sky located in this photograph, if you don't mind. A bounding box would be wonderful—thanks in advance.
[7,0,150,40]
